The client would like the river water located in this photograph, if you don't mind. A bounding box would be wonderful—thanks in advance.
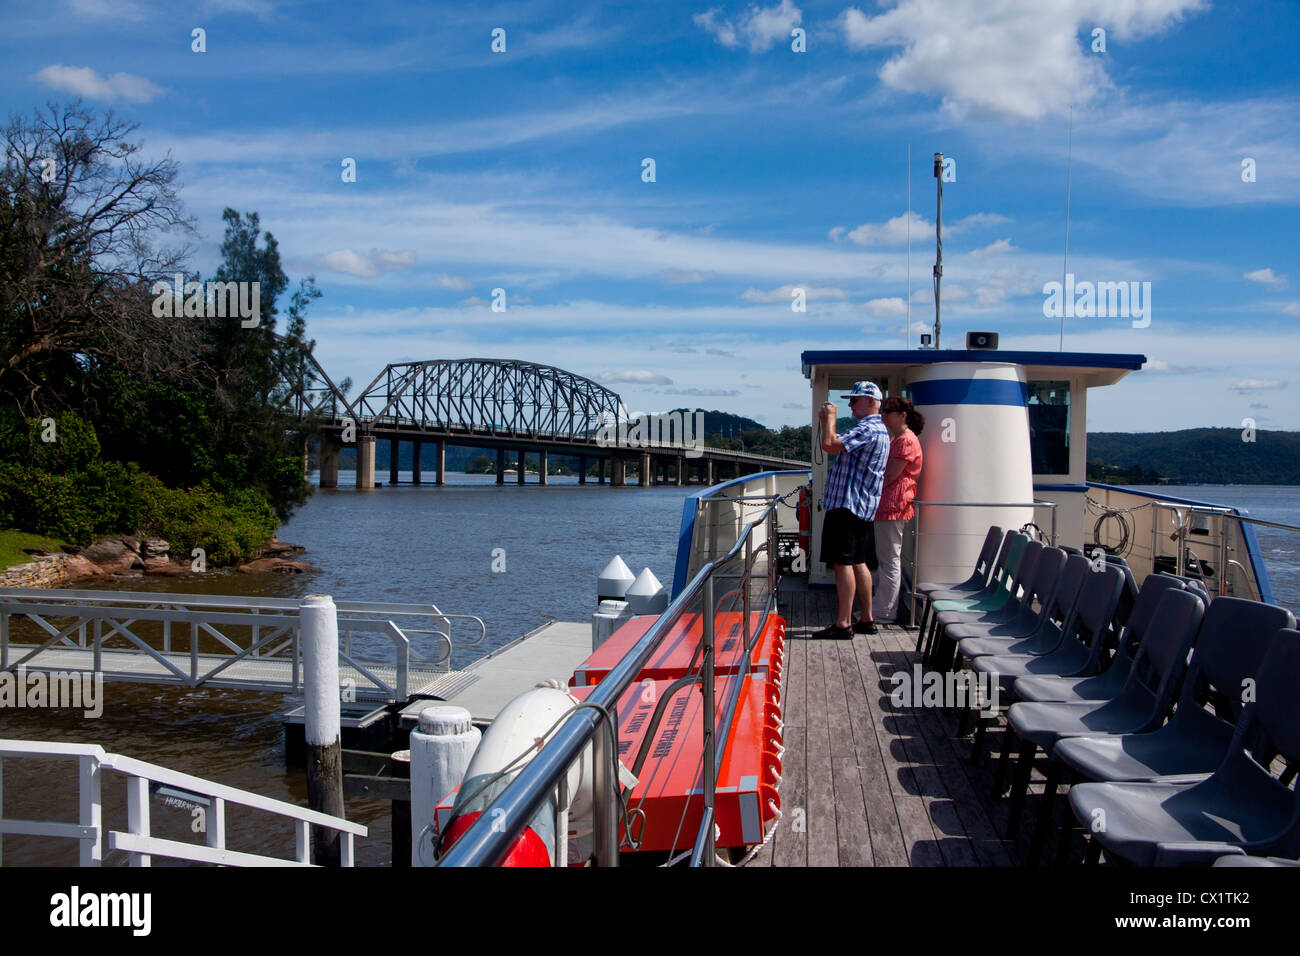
[2,477,1296,865]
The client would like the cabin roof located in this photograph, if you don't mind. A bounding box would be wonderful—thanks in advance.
[801,349,1146,388]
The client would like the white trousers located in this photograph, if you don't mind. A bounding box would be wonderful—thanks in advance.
[872,519,906,622]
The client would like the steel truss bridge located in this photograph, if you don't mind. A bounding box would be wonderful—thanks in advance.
[278,352,806,488]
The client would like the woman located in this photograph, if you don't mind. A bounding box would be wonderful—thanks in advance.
[872,396,924,624]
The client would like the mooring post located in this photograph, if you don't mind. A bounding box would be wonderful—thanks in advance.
[301,593,345,866]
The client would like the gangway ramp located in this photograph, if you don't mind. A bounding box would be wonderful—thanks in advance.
[0,588,485,702]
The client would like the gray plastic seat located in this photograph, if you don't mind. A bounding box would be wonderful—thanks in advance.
[956,554,1085,661]
[971,562,1124,696]
[1069,628,1300,867]
[1001,589,1205,850]
[926,542,1046,669]
[1054,597,1296,784]
[914,525,1004,642]
[920,533,1029,664]
[1013,573,1194,704]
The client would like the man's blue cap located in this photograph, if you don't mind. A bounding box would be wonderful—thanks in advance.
[840,381,882,401]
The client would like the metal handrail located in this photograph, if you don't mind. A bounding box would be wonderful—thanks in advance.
[438,491,783,868]
[0,739,365,867]
[906,499,1058,626]
[1150,502,1293,599]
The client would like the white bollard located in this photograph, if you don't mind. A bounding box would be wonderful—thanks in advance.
[598,555,635,601]
[409,705,480,866]
[300,593,344,865]
[625,567,668,615]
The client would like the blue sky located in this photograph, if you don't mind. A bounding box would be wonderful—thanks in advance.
[3,0,1298,431]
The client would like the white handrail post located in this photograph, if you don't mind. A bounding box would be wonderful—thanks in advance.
[301,594,344,866]
[126,775,151,866]
[207,796,226,850]
[78,753,102,866]
[295,819,310,864]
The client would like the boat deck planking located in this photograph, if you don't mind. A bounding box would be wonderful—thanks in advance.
[746,583,1064,867]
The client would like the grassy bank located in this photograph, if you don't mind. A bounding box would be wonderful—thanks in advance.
[0,530,68,572]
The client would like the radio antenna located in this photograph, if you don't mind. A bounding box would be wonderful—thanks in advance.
[933,151,943,349]
[907,144,912,350]
[1061,106,1073,351]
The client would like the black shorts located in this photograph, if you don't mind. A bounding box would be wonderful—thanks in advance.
[820,508,878,569]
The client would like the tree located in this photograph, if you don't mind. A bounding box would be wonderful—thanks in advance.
[0,101,195,414]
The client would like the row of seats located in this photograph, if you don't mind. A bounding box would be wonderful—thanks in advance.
[912,526,1300,867]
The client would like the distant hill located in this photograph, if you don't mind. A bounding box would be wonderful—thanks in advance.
[1087,428,1300,485]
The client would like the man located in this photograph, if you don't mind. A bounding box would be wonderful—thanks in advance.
[814,381,890,639]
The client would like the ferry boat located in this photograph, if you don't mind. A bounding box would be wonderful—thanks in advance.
[1,338,1296,870]
[431,337,1297,867]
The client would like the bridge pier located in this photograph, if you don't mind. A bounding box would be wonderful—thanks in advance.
[599,458,606,484]
[705,458,713,486]
[517,449,526,484]
[390,438,400,487]
[639,452,650,487]
[675,456,684,487]
[496,448,505,483]
[612,457,624,487]
[320,439,339,489]
[435,440,445,486]
[578,455,586,484]
[538,449,548,485]
[356,435,376,490]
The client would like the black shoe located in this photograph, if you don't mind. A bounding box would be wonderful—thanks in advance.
[812,624,853,639]
[853,620,878,635]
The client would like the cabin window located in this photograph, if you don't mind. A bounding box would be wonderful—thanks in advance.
[1028,380,1070,475]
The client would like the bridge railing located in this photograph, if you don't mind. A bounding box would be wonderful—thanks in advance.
[0,590,485,702]
[0,739,367,866]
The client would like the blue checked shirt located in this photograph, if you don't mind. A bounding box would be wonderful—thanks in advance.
[823,414,890,520]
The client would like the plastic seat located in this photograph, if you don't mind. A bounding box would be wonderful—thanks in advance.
[919,533,1028,663]
[971,562,1124,697]
[1069,628,1300,867]
[1012,573,1194,704]
[956,554,1085,661]
[925,542,1046,669]
[1001,589,1205,852]
[914,525,1004,641]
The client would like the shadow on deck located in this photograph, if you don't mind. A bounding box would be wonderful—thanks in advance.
[746,582,1054,867]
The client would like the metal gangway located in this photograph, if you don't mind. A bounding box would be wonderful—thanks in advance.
[0,589,486,702]
[0,739,367,866]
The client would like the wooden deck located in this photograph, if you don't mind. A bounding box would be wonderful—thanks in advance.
[745,584,1050,867]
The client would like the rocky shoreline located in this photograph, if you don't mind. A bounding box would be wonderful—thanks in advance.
[0,536,313,588]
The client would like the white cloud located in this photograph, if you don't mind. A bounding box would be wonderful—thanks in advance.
[1244,268,1286,287]
[434,274,471,291]
[971,238,1017,257]
[661,269,717,284]
[1228,379,1285,393]
[838,0,1206,120]
[741,284,848,302]
[31,64,164,103]
[314,248,417,278]
[835,211,1009,246]
[1283,303,1300,316]
[863,297,908,318]
[663,387,741,396]
[695,1,802,53]
[600,369,673,385]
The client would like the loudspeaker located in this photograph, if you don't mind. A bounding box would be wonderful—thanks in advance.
[967,331,998,350]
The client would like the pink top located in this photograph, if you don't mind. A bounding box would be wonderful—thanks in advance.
[875,430,923,521]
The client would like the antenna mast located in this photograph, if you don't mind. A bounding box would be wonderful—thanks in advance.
[907,144,912,350]
[1061,106,1073,351]
[933,152,943,349]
